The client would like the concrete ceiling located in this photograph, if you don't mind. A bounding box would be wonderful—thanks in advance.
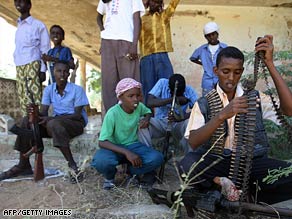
[1,0,291,69]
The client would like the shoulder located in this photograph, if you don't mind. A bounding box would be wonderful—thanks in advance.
[30,16,47,28]
[219,42,228,48]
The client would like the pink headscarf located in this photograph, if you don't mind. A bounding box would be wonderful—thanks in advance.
[115,78,141,98]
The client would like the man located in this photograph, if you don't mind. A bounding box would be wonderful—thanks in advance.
[180,35,292,203]
[0,61,89,183]
[139,74,198,154]
[190,21,227,96]
[14,0,50,116]
[96,0,145,112]
[139,0,180,104]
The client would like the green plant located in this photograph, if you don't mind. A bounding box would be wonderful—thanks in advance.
[243,50,292,160]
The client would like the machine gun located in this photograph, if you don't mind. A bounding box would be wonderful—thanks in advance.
[158,80,178,182]
[24,78,45,181]
[148,188,292,218]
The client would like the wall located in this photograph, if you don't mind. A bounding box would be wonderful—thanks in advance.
[168,5,292,95]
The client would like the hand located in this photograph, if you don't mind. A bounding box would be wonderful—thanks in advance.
[139,117,150,129]
[39,72,46,83]
[38,116,53,127]
[125,151,142,168]
[220,177,242,201]
[219,96,248,120]
[126,43,138,61]
[41,54,55,62]
[255,35,274,64]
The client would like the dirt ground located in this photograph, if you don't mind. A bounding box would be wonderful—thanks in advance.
[0,142,292,219]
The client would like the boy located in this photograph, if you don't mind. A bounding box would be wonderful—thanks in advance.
[0,61,89,183]
[13,0,50,116]
[91,78,163,190]
[190,22,227,96]
[139,74,198,154]
[180,35,292,203]
[139,0,180,104]
[42,25,75,83]
[96,0,145,112]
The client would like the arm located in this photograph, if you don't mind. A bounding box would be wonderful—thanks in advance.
[189,96,248,149]
[165,0,181,17]
[39,24,51,82]
[128,11,141,59]
[99,140,142,167]
[191,59,202,66]
[147,94,172,108]
[255,35,292,116]
[96,12,105,31]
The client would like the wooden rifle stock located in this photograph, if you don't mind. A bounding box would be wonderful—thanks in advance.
[25,78,45,181]
[158,80,179,182]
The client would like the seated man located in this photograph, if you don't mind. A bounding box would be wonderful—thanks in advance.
[0,61,89,183]
[180,35,292,203]
[139,74,198,154]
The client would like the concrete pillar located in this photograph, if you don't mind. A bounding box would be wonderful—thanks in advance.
[79,59,86,90]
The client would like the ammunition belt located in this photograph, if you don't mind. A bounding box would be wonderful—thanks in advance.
[205,89,225,155]
[229,89,257,202]
[260,51,292,144]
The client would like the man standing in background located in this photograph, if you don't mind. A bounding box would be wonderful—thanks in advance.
[190,22,227,96]
[13,0,50,116]
[96,0,145,112]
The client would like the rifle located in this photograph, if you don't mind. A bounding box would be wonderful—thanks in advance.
[158,80,178,182]
[148,188,292,218]
[24,78,45,181]
[70,59,79,83]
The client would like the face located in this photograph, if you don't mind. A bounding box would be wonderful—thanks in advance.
[14,0,31,14]
[50,27,64,45]
[119,88,141,113]
[54,63,70,86]
[148,0,163,13]
[214,57,244,95]
[205,31,219,45]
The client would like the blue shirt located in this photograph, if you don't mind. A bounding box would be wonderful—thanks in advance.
[42,82,89,125]
[14,16,50,72]
[47,46,74,82]
[149,78,198,119]
[190,42,227,91]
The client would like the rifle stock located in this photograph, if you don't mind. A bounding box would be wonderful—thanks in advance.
[158,80,179,182]
[25,78,45,182]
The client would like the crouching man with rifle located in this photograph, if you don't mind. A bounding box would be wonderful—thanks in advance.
[0,61,89,183]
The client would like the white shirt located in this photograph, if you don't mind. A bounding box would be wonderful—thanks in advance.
[97,0,145,42]
[14,16,50,72]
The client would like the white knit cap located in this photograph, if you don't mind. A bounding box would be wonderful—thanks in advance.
[203,22,219,35]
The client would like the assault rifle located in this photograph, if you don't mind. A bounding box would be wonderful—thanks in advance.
[158,80,178,182]
[148,188,292,218]
[24,78,45,181]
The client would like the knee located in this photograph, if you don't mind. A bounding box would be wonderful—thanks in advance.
[91,150,118,171]
[148,150,164,166]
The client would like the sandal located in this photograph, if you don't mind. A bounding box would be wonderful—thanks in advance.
[0,165,33,181]
[68,169,84,184]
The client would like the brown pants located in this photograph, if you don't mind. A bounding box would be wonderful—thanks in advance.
[100,39,140,112]
[14,116,85,153]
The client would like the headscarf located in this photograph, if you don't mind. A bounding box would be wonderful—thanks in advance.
[115,78,141,98]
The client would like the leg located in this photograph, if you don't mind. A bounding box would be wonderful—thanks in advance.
[126,142,163,176]
[91,148,124,180]
[101,39,119,111]
[155,52,174,80]
[250,157,292,204]
[172,119,192,154]
[117,40,140,82]
[140,55,156,105]
[46,118,84,170]
[138,118,168,147]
